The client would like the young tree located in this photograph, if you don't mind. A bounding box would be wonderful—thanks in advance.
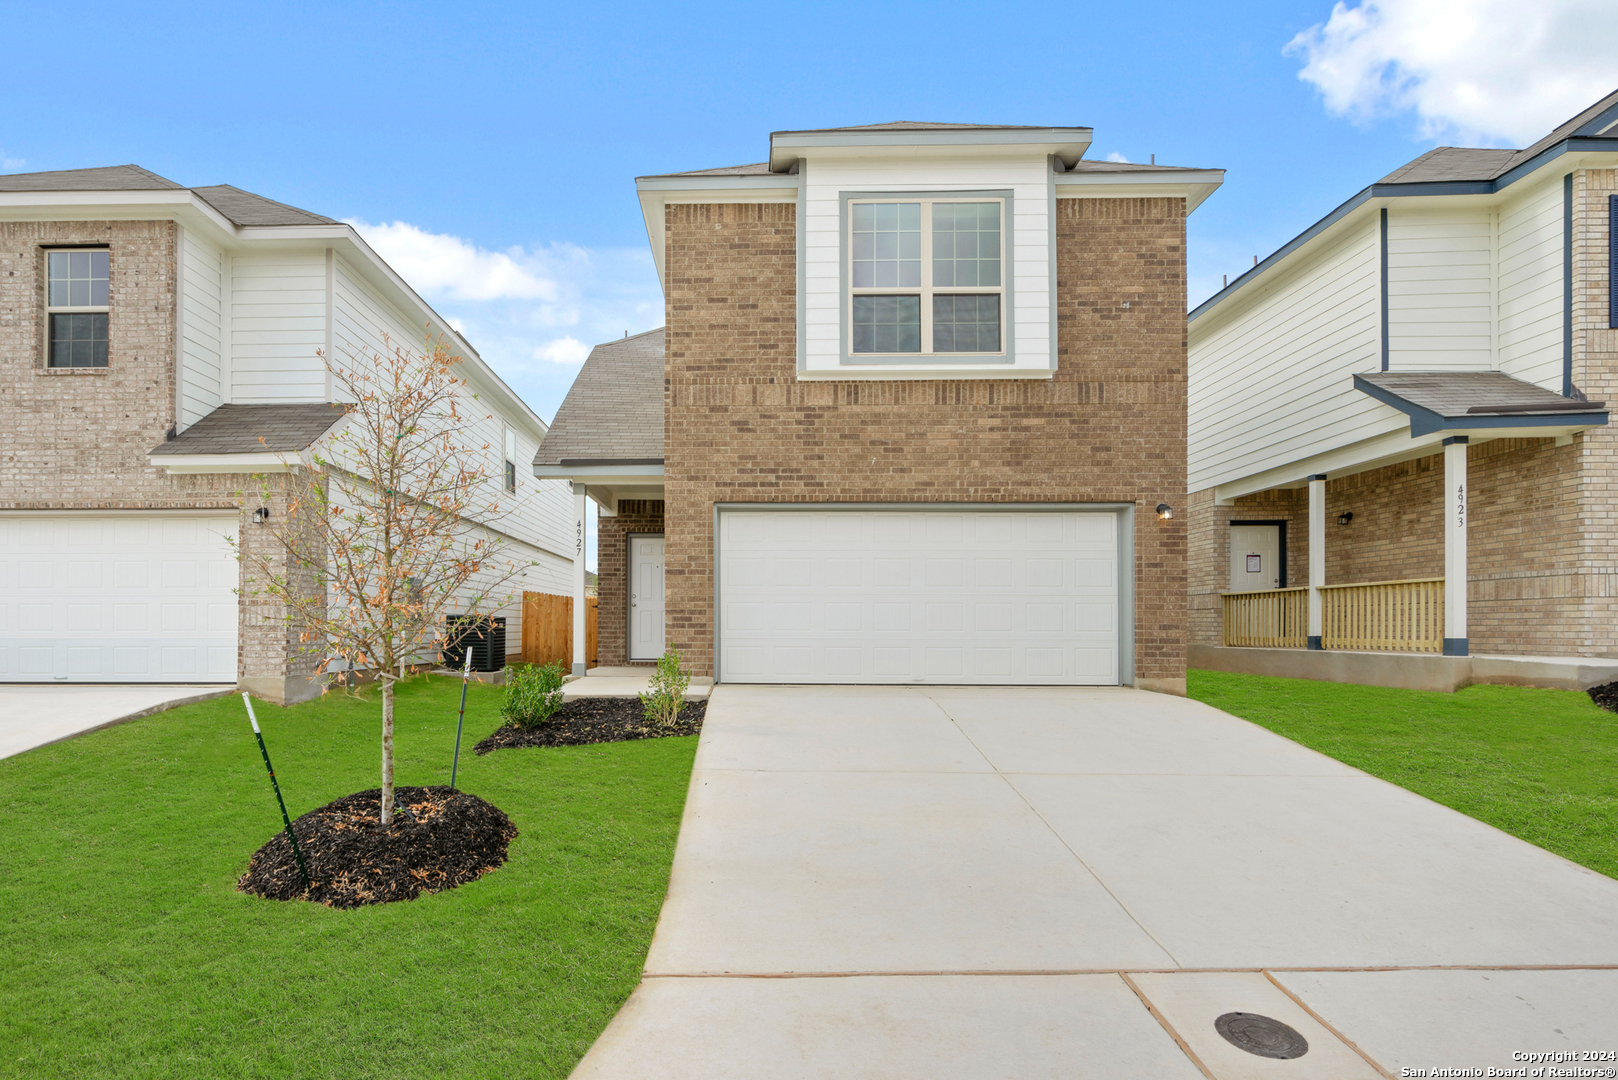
[239,334,532,824]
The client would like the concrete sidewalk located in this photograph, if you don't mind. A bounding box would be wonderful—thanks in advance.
[574,685,1618,1079]
[0,684,234,760]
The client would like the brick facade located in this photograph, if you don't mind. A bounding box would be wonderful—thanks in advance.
[662,198,1190,692]
[596,499,665,666]
[0,219,318,700]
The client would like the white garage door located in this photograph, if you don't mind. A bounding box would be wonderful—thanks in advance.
[0,513,238,683]
[718,508,1122,685]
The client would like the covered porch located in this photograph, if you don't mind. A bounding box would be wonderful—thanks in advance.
[1195,371,1614,691]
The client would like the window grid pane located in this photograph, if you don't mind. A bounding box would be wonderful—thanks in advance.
[49,312,109,368]
[932,295,1000,353]
[932,202,1000,289]
[851,202,921,289]
[48,249,110,308]
[852,295,921,353]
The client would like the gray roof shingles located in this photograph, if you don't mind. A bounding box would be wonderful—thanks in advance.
[1355,371,1606,417]
[1378,88,1618,184]
[534,328,664,467]
[0,165,334,226]
[149,403,350,456]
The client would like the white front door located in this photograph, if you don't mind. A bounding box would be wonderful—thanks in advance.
[1229,524,1282,590]
[716,507,1121,685]
[0,512,239,683]
[629,535,665,661]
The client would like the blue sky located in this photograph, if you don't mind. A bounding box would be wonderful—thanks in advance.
[4,0,1614,426]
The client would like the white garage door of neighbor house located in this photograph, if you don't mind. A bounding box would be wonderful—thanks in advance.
[0,514,239,683]
[718,508,1122,685]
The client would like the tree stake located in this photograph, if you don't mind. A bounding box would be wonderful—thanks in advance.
[242,692,312,893]
[450,648,472,790]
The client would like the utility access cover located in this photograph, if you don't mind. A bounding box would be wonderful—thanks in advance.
[1213,1012,1309,1059]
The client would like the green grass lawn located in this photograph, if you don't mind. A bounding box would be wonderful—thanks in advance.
[0,677,696,1079]
[1189,670,1618,880]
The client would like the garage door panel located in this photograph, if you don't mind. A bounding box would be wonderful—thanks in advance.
[0,514,238,683]
[718,509,1122,686]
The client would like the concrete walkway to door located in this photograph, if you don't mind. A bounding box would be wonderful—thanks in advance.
[573,685,1618,1079]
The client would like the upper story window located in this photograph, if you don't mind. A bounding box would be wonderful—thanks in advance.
[46,249,110,368]
[849,198,1004,356]
[503,427,517,493]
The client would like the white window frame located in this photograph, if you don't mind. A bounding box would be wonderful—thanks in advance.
[43,246,111,369]
[503,425,518,494]
[842,191,1013,364]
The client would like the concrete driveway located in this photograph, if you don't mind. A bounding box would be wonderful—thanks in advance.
[0,684,233,760]
[575,685,1618,1079]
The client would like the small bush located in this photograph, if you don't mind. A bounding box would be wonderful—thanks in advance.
[640,649,690,732]
[502,661,566,728]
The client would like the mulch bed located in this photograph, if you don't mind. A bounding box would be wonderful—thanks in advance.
[1589,681,1618,713]
[237,785,517,909]
[474,697,706,753]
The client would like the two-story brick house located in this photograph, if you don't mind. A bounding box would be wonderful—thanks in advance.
[537,124,1223,694]
[1187,90,1618,690]
[0,166,575,702]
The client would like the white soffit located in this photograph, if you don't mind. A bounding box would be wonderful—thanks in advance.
[1056,171,1225,213]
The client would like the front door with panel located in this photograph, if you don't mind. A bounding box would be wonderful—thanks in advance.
[1228,524,1282,590]
[629,535,665,661]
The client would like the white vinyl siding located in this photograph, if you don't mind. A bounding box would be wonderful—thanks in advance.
[717,508,1121,685]
[802,155,1052,374]
[230,253,328,402]
[1386,208,1494,371]
[332,255,574,569]
[179,231,225,427]
[1189,219,1390,492]
[1497,176,1566,390]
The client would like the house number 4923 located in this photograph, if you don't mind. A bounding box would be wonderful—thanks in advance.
[1455,482,1466,530]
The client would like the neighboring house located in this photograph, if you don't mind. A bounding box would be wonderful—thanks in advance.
[0,166,574,702]
[1187,91,1618,687]
[538,123,1223,693]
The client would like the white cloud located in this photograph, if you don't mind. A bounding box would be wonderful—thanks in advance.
[1106,151,1130,163]
[344,218,663,422]
[533,336,590,364]
[1287,0,1618,145]
[0,151,25,171]
[349,219,558,302]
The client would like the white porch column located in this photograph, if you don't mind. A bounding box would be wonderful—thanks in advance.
[572,482,588,676]
[1308,473,1326,649]
[1443,438,1469,656]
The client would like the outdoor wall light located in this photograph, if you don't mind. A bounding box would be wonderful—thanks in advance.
[1156,503,1173,520]
[251,507,271,525]
[1337,512,1354,526]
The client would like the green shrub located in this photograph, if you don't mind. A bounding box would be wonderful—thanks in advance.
[640,649,690,732]
[502,661,567,727]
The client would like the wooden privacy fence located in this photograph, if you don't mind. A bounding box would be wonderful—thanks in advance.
[1320,577,1444,654]
[520,592,598,667]
[1222,586,1309,648]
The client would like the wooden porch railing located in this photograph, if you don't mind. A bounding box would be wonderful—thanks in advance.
[1320,577,1444,654]
[1222,586,1309,648]
[520,591,598,667]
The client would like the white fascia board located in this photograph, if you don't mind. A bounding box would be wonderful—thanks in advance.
[0,189,241,246]
[1056,171,1226,213]
[769,128,1093,171]
[148,451,304,474]
[533,463,665,485]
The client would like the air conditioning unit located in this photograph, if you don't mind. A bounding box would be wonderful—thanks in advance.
[442,615,507,672]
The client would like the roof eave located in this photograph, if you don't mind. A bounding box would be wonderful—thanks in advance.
[1351,374,1611,438]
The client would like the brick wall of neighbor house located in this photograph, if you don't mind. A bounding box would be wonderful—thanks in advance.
[596,499,665,666]
[1189,437,1608,655]
[0,219,321,698]
[662,197,1191,691]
